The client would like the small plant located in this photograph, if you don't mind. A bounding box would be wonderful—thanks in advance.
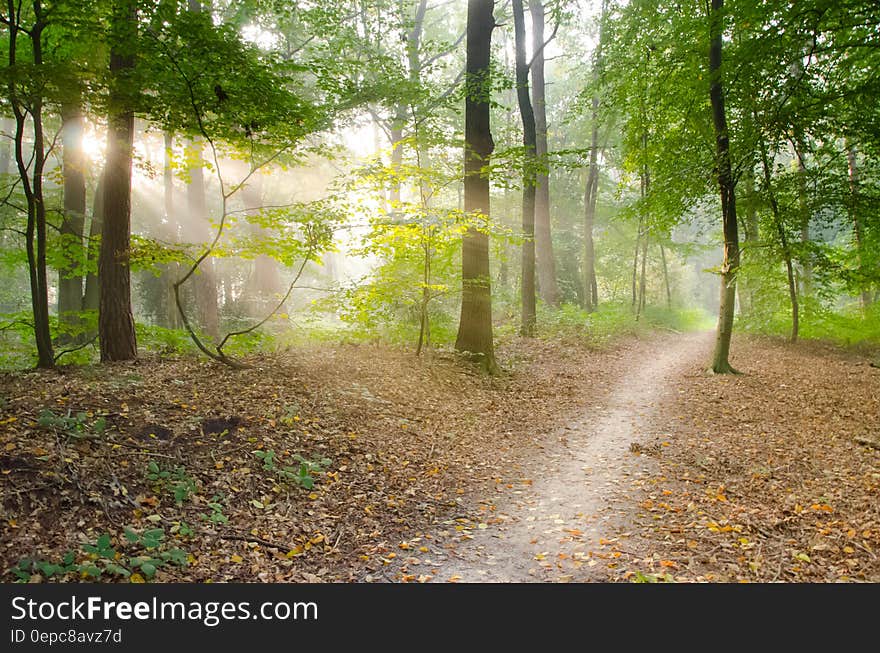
[253,449,331,489]
[146,461,197,504]
[8,529,189,582]
[199,494,228,524]
[37,408,107,440]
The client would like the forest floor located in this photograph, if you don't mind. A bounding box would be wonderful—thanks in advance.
[0,331,878,582]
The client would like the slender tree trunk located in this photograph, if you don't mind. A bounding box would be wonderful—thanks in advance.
[99,0,138,361]
[738,164,758,316]
[83,171,105,314]
[631,218,642,309]
[455,0,498,374]
[186,138,219,340]
[513,0,536,337]
[660,242,671,309]
[708,0,740,373]
[58,103,87,342]
[0,116,13,176]
[7,3,54,367]
[529,0,559,306]
[847,143,871,310]
[243,172,280,315]
[794,141,811,302]
[158,130,180,329]
[758,134,798,342]
[583,1,606,313]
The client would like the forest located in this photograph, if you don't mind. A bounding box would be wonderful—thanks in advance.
[0,0,878,585]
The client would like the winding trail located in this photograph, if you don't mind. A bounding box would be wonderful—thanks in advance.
[422,331,714,582]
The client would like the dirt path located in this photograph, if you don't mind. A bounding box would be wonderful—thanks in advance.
[412,331,715,582]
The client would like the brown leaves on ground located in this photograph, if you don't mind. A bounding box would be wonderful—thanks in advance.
[0,338,608,583]
[620,336,880,582]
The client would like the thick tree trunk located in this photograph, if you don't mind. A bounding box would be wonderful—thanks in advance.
[708,0,740,373]
[529,0,559,307]
[455,0,498,374]
[513,0,536,337]
[58,103,87,342]
[98,0,138,361]
[847,143,871,310]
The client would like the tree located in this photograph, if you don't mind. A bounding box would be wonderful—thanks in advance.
[98,0,138,361]
[455,0,498,374]
[4,0,54,367]
[58,101,87,342]
[512,0,536,336]
[529,0,559,306]
[707,0,739,374]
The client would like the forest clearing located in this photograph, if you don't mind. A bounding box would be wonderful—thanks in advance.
[1,0,880,592]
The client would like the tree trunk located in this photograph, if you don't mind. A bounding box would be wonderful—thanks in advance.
[708,0,740,373]
[58,102,87,342]
[660,242,671,309]
[738,164,758,316]
[529,0,559,307]
[455,0,498,374]
[7,4,54,367]
[513,0,536,337]
[758,133,798,342]
[98,0,138,362]
[186,138,220,340]
[158,130,180,329]
[583,0,606,313]
[847,143,871,310]
[243,172,281,316]
[794,141,811,302]
[83,171,105,314]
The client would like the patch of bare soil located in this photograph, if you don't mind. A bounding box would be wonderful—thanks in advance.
[0,336,626,583]
[611,336,880,582]
[385,332,714,583]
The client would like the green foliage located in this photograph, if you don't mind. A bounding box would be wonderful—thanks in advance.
[9,529,188,582]
[199,495,229,525]
[37,408,107,440]
[145,461,198,505]
[531,302,713,346]
[253,449,330,490]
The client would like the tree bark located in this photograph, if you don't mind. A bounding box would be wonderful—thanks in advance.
[513,0,536,337]
[708,0,740,373]
[660,242,671,309]
[158,130,180,329]
[455,0,498,374]
[758,132,798,342]
[83,170,105,314]
[529,0,559,306]
[98,0,138,361]
[7,2,54,367]
[186,138,219,340]
[58,102,87,342]
[738,164,758,316]
[583,0,606,313]
[846,143,871,310]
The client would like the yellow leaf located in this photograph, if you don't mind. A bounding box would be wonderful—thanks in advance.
[130,573,145,584]
[230,554,243,564]
[843,546,855,554]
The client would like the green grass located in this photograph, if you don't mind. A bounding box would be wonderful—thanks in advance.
[527,302,714,346]
[738,302,880,348]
